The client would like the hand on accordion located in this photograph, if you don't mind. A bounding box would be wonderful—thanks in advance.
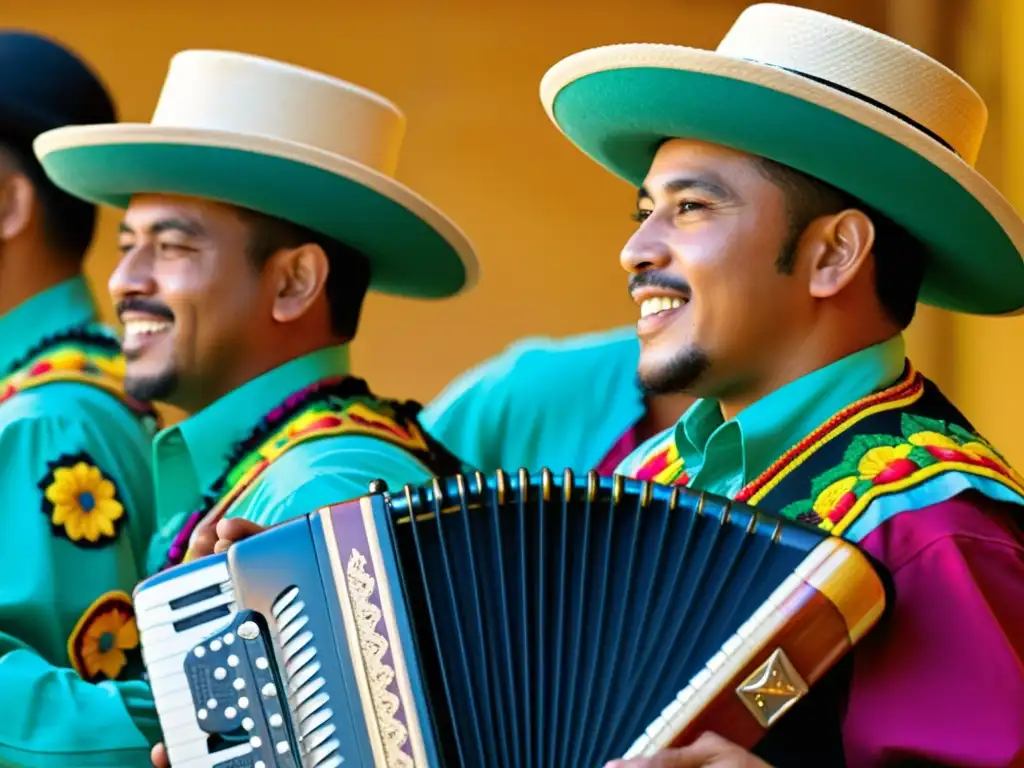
[190,517,268,557]
[605,733,774,768]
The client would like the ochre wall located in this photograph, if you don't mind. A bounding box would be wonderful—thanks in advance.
[6,0,885,417]
[944,0,1024,466]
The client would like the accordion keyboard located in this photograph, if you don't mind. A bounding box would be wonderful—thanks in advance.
[135,556,246,766]
[136,517,354,768]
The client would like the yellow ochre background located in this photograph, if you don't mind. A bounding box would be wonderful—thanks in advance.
[6,0,1022,463]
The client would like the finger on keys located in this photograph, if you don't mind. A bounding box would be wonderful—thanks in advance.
[190,525,219,558]
[151,742,169,768]
[213,517,268,553]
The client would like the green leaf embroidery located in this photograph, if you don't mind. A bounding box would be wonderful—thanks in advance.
[840,433,905,465]
[808,463,856,499]
[900,412,950,439]
[946,422,977,443]
[908,445,937,468]
[852,477,875,496]
[780,497,813,520]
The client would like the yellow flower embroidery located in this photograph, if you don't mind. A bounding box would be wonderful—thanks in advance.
[857,444,913,479]
[908,431,959,449]
[812,475,858,517]
[40,454,125,546]
[67,591,139,682]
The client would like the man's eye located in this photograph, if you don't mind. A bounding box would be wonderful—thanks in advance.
[679,201,707,214]
[631,210,652,223]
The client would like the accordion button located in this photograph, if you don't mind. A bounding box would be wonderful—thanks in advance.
[276,741,290,755]
[269,714,283,728]
[224,707,237,719]
[233,678,245,691]
[261,683,277,698]
[238,697,249,709]
[256,657,269,670]
[227,655,239,667]
[210,640,222,652]
[255,762,265,768]
[242,717,255,731]
[223,633,235,645]
[238,621,259,640]
[213,667,226,680]
[250,736,262,749]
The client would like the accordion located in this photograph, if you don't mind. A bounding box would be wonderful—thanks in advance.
[135,470,888,767]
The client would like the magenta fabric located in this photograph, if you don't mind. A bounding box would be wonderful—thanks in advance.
[843,491,1024,767]
[595,425,640,477]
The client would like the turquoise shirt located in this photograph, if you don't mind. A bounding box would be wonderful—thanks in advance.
[420,327,645,473]
[0,277,159,767]
[146,346,438,573]
[616,335,1024,542]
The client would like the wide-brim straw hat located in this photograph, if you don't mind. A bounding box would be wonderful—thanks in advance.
[540,3,1024,316]
[33,50,478,299]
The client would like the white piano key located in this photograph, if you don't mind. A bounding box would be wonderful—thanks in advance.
[137,592,237,636]
[134,561,230,615]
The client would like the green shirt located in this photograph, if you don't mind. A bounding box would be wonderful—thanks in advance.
[0,277,159,766]
[616,335,907,496]
[146,345,437,573]
[420,326,645,473]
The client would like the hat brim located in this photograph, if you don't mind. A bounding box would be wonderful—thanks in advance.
[34,125,478,299]
[541,45,1024,316]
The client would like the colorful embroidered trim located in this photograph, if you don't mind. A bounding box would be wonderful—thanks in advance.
[0,325,158,423]
[627,364,1024,538]
[779,411,1024,536]
[632,436,688,486]
[161,376,462,570]
[631,366,921,491]
[67,590,139,683]
[39,451,126,548]
[735,367,923,503]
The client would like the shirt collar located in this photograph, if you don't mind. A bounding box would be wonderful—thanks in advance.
[155,344,352,494]
[0,276,99,369]
[677,334,907,484]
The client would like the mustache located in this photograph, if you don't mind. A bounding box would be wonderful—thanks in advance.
[628,271,691,297]
[115,297,175,323]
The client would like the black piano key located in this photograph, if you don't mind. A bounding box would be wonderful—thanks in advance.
[169,582,224,610]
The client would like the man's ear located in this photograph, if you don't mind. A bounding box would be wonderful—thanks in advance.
[807,209,875,299]
[270,243,329,324]
[0,172,35,241]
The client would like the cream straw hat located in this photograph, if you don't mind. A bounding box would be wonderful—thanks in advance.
[34,50,478,299]
[540,3,1024,315]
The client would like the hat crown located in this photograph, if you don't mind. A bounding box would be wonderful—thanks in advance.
[150,50,406,176]
[717,3,986,164]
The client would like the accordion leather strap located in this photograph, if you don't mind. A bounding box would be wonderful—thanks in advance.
[632,536,885,755]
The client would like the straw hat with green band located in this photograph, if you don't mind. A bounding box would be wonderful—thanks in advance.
[540,3,1024,316]
[33,50,479,300]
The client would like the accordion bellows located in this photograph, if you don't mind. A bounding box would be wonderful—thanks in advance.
[135,470,887,767]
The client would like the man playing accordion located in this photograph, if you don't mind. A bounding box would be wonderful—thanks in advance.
[537,3,1024,766]
[33,50,478,765]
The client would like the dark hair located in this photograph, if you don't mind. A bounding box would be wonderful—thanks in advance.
[751,156,927,329]
[243,210,371,339]
[0,139,97,260]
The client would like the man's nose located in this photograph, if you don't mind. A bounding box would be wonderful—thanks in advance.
[620,225,673,274]
[108,249,157,303]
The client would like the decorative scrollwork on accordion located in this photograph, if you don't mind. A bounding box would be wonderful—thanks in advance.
[346,548,414,768]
